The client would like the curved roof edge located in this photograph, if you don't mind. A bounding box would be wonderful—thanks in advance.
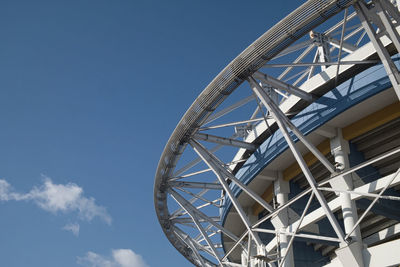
[154,0,355,264]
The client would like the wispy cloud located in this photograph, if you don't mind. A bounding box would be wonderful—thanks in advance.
[63,222,80,236]
[77,249,149,267]
[0,177,111,225]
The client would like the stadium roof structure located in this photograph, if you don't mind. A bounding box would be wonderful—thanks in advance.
[155,0,400,266]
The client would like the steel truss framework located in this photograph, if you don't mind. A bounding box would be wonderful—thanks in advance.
[155,0,400,266]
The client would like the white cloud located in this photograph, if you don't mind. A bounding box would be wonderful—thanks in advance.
[63,223,80,236]
[0,177,111,225]
[112,249,148,267]
[0,179,13,201]
[77,249,149,267]
[0,179,29,201]
[78,251,114,267]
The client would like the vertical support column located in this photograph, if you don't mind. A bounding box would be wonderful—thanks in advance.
[330,129,364,267]
[274,174,294,267]
[247,207,262,267]
[249,215,269,267]
[240,232,252,267]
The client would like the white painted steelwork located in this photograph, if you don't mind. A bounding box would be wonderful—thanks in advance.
[155,0,400,266]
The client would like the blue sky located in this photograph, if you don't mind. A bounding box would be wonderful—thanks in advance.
[0,1,301,266]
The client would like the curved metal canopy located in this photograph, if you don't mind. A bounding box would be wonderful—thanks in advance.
[155,0,400,266]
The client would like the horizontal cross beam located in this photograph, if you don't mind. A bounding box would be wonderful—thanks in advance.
[194,132,257,151]
[169,181,223,190]
[253,71,314,102]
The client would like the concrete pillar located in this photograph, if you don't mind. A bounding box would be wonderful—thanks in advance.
[246,207,265,267]
[274,174,294,267]
[330,128,364,267]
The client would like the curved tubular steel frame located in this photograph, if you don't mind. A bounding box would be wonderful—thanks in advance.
[155,0,400,266]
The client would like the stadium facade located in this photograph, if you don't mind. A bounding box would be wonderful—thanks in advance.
[155,0,400,266]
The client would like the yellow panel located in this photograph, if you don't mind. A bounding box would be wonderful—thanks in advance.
[342,102,400,140]
[253,184,274,215]
[283,139,331,182]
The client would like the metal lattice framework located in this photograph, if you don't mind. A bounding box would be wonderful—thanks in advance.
[155,0,400,266]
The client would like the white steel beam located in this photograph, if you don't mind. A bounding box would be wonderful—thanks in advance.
[278,45,315,80]
[173,197,223,218]
[264,60,379,68]
[356,30,367,46]
[221,231,248,261]
[333,147,400,178]
[170,159,248,180]
[288,170,400,239]
[327,36,357,53]
[294,67,312,86]
[222,262,246,267]
[176,231,224,267]
[194,133,257,151]
[335,8,349,85]
[317,187,400,201]
[190,213,223,266]
[253,228,340,243]
[254,184,312,230]
[199,118,265,131]
[189,139,263,246]
[175,187,220,208]
[249,76,336,173]
[274,39,314,59]
[169,181,223,190]
[171,138,238,217]
[308,50,319,80]
[279,193,315,267]
[330,23,361,38]
[174,228,210,266]
[174,133,240,177]
[169,168,212,180]
[172,217,220,224]
[345,167,400,240]
[325,10,357,35]
[168,188,239,242]
[355,1,400,99]
[343,25,364,43]
[375,0,400,53]
[189,139,274,213]
[203,95,255,126]
[249,76,345,243]
[195,224,218,242]
[253,71,314,102]
[170,186,213,218]
[379,0,400,22]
